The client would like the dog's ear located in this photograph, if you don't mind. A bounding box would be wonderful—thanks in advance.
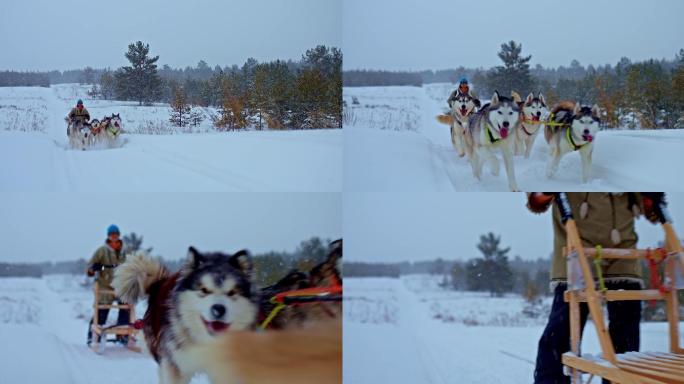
[491,91,500,105]
[187,246,205,268]
[591,104,600,117]
[510,90,521,103]
[573,102,581,115]
[525,92,533,104]
[538,92,546,106]
[228,250,253,278]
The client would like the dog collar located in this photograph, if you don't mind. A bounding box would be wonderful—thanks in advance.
[566,128,586,151]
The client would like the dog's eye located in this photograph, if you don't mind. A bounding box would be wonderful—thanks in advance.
[226,289,238,297]
[497,111,502,115]
[508,112,513,115]
[200,287,210,295]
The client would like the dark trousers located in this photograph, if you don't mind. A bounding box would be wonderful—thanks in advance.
[534,281,641,384]
[86,305,130,343]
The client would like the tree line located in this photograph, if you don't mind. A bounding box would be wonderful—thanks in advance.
[344,43,684,128]
[0,235,333,288]
[92,42,342,129]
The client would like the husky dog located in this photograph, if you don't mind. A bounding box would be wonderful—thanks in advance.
[436,91,479,157]
[65,118,91,150]
[512,92,548,158]
[112,247,258,384]
[194,239,343,384]
[465,91,521,191]
[545,101,600,182]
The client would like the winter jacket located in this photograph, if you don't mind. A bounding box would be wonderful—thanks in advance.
[68,107,90,123]
[88,241,125,304]
[527,193,643,286]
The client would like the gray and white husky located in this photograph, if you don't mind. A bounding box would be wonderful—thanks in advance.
[436,91,478,157]
[465,91,521,191]
[544,101,600,183]
[513,92,548,158]
[112,247,258,384]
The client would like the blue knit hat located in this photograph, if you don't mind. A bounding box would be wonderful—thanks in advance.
[107,224,120,235]
[459,77,468,85]
[77,99,83,105]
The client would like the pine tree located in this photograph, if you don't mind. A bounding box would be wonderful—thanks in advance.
[169,86,191,127]
[487,41,534,97]
[115,41,162,105]
[466,232,514,297]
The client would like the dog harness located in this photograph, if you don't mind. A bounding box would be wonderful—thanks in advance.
[565,128,587,151]
[485,122,500,143]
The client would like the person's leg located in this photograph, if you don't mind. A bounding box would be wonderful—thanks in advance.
[87,308,110,344]
[607,281,641,353]
[534,284,589,384]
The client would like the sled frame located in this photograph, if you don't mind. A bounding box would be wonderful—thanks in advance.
[557,193,684,384]
[90,284,141,353]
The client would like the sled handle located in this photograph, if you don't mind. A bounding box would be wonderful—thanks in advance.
[643,193,671,224]
[555,193,573,224]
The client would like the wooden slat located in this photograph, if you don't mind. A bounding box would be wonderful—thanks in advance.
[564,290,666,303]
[644,352,684,363]
[618,358,684,378]
[621,355,684,373]
[95,304,132,309]
[562,353,658,384]
[583,248,651,260]
[618,362,684,383]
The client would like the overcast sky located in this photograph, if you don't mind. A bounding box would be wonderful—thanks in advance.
[0,193,341,263]
[0,0,341,71]
[345,193,684,263]
[343,0,684,71]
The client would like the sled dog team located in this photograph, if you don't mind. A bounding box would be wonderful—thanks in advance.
[437,89,600,191]
[66,113,123,149]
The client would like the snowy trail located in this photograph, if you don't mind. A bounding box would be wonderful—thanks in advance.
[0,276,210,384]
[344,276,683,384]
[344,84,684,191]
[1,85,341,192]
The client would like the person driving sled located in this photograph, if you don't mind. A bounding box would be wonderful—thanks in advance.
[67,99,90,125]
[86,224,129,346]
[447,77,481,109]
[528,193,662,384]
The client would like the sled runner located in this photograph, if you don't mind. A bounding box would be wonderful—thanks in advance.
[90,283,141,354]
[556,193,684,384]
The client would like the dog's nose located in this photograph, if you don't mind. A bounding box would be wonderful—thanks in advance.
[583,129,590,135]
[210,304,226,318]
[536,111,541,117]
[502,121,510,128]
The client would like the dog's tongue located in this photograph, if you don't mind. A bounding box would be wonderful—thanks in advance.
[583,134,593,142]
[207,321,230,333]
[500,127,509,138]
[460,108,467,116]
[532,116,540,122]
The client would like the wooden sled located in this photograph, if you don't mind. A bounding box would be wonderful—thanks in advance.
[556,193,684,384]
[90,284,141,353]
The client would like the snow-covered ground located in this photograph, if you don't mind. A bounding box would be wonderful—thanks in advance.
[0,275,210,384]
[344,275,684,384]
[344,84,684,191]
[0,84,341,192]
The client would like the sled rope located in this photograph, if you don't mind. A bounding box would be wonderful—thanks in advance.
[593,246,607,293]
[258,285,342,330]
[645,248,668,307]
